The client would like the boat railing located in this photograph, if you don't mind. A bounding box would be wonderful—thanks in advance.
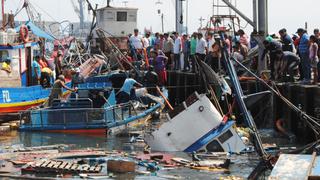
[18,102,138,130]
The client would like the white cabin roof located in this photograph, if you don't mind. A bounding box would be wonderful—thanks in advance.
[97,6,138,11]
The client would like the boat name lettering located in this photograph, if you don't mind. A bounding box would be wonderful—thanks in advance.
[2,90,11,103]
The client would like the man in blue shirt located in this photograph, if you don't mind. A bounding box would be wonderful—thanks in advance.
[297,28,311,84]
[279,28,294,52]
[32,56,41,85]
[117,77,143,104]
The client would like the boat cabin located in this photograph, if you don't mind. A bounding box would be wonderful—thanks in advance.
[0,42,40,88]
[96,6,138,37]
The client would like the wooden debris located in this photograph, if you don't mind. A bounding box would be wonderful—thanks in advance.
[23,159,103,175]
[107,160,135,173]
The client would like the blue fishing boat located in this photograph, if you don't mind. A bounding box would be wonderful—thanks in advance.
[0,22,56,115]
[18,79,165,134]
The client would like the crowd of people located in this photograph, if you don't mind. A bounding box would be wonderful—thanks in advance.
[127,27,320,85]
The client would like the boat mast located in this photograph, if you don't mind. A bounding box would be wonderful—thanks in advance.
[1,0,4,29]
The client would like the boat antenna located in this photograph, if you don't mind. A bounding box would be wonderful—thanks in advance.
[107,0,111,7]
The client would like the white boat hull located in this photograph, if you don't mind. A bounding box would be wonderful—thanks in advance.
[144,92,246,153]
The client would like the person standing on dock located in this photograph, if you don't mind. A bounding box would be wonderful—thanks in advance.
[309,35,319,84]
[190,32,198,73]
[150,49,167,86]
[279,28,294,52]
[314,29,320,82]
[297,28,311,84]
[163,33,174,70]
[129,29,144,61]
[196,33,207,62]
[173,32,182,70]
[182,34,190,71]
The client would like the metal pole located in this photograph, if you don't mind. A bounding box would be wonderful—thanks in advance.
[252,0,257,30]
[221,0,254,27]
[258,0,267,34]
[79,0,84,29]
[175,0,183,34]
[186,0,188,34]
[161,13,164,33]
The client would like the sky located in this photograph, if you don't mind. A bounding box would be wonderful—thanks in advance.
[3,0,320,36]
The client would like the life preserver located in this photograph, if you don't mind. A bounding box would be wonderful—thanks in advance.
[20,25,29,43]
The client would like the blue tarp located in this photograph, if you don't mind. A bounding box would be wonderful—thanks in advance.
[15,21,55,41]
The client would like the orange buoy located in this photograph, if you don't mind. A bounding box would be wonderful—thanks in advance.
[20,25,29,43]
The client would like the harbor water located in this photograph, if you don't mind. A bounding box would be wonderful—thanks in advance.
[0,130,261,179]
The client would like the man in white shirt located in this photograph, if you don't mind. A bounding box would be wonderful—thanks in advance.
[129,29,144,62]
[207,33,215,53]
[196,33,207,61]
[129,29,144,50]
[173,32,182,70]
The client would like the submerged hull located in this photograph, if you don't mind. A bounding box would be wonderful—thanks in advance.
[144,92,246,153]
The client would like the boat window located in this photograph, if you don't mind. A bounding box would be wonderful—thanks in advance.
[0,50,9,62]
[99,10,104,20]
[206,140,224,152]
[106,11,115,20]
[128,13,137,22]
[185,92,199,107]
[117,11,127,22]
[218,130,233,144]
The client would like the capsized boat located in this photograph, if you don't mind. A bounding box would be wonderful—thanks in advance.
[18,80,165,134]
[144,92,246,153]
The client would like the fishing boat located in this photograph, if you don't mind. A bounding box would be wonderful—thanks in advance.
[0,21,57,115]
[18,78,165,134]
[144,92,246,153]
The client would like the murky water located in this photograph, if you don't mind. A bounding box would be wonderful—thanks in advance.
[0,130,261,179]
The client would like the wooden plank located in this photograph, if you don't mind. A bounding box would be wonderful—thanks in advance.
[53,161,62,169]
[70,164,78,171]
[47,161,55,168]
[40,161,51,168]
[107,160,135,173]
[64,163,72,170]
[58,162,67,169]
[35,160,46,167]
